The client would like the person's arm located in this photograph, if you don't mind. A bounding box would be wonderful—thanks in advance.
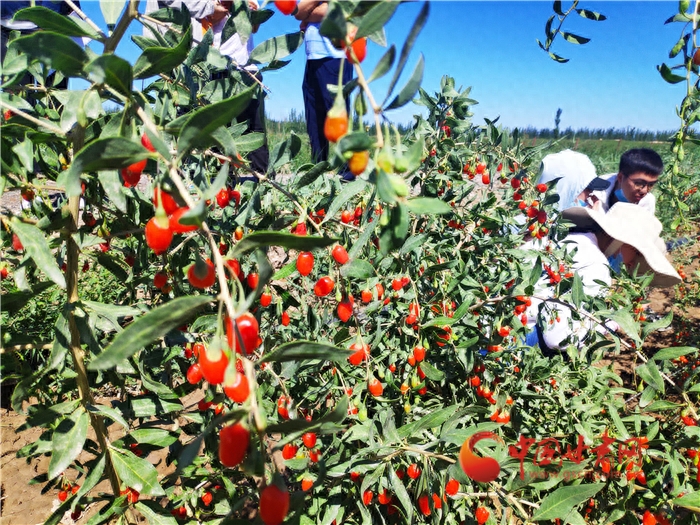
[180,0,217,21]
[294,0,320,21]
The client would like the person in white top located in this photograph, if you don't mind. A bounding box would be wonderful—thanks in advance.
[145,0,271,174]
[525,203,680,353]
[590,148,663,215]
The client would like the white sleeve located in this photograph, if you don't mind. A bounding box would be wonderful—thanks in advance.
[639,193,656,216]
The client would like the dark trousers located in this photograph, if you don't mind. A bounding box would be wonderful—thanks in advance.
[302,57,352,163]
[238,84,271,175]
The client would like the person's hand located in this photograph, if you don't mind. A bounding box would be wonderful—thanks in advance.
[204,3,229,25]
[248,0,259,11]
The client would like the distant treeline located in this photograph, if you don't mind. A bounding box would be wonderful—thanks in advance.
[266,110,683,142]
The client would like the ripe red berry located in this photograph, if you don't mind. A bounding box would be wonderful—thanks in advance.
[368,378,383,397]
[186,363,203,384]
[201,491,213,506]
[274,0,296,15]
[141,132,156,152]
[445,479,459,496]
[296,251,314,276]
[282,443,298,460]
[187,259,216,289]
[332,244,349,265]
[223,371,250,403]
[536,183,547,193]
[259,484,290,525]
[58,490,68,502]
[314,276,335,297]
[475,506,490,525]
[144,216,173,255]
[302,432,317,448]
[219,423,250,468]
[407,463,421,479]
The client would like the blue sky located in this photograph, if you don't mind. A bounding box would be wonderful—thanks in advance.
[79,1,689,131]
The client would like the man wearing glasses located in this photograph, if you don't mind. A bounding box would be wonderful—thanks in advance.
[591,148,663,215]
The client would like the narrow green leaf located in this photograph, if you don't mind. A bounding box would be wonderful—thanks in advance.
[130,428,179,447]
[269,133,302,172]
[644,400,682,411]
[9,31,87,77]
[418,361,444,381]
[9,219,65,288]
[553,1,564,15]
[88,404,129,430]
[548,50,569,63]
[388,464,413,523]
[135,502,179,525]
[249,32,304,64]
[340,259,375,280]
[383,2,429,106]
[131,396,183,418]
[576,8,606,21]
[261,341,353,363]
[669,33,689,58]
[367,45,396,83]
[404,197,453,215]
[48,407,89,479]
[109,447,165,496]
[397,406,457,439]
[133,26,192,79]
[652,346,697,361]
[177,86,255,159]
[635,361,665,392]
[88,296,212,370]
[272,260,296,281]
[531,483,604,520]
[96,252,129,282]
[14,6,98,38]
[71,454,106,511]
[672,491,700,512]
[571,272,584,309]
[604,310,641,346]
[318,2,346,41]
[100,0,126,26]
[385,54,424,111]
[657,63,686,84]
[293,161,330,189]
[561,31,591,45]
[231,231,337,258]
[85,55,133,96]
[356,3,399,39]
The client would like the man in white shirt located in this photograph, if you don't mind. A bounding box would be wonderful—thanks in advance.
[591,148,663,215]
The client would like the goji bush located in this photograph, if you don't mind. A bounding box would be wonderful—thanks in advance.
[1,2,699,524]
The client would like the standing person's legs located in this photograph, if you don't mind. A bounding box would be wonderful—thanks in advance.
[303,59,327,163]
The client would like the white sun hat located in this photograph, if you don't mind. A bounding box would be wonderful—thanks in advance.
[562,202,681,288]
[539,149,609,212]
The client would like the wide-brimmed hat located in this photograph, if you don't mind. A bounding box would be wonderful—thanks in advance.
[562,202,681,287]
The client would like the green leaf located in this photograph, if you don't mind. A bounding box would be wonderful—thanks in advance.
[272,260,296,281]
[135,502,179,525]
[231,232,337,258]
[88,403,129,430]
[48,407,89,479]
[604,310,641,347]
[576,8,606,21]
[269,133,302,172]
[88,296,212,370]
[261,341,353,363]
[561,31,591,45]
[404,197,453,215]
[61,138,152,197]
[177,86,255,160]
[652,346,697,361]
[670,33,689,59]
[97,170,128,213]
[397,406,457,439]
[385,54,424,111]
[571,272,584,309]
[383,2,429,106]
[635,361,665,393]
[378,203,409,254]
[340,259,375,280]
[644,400,682,411]
[657,63,686,84]
[85,55,133,96]
[249,32,304,64]
[367,45,396,83]
[70,454,106,511]
[318,2,346,41]
[133,26,192,79]
[293,161,330,189]
[131,396,183,418]
[9,218,65,288]
[553,1,564,15]
[83,300,141,332]
[9,31,87,77]
[418,361,444,381]
[673,491,700,513]
[14,6,98,38]
[356,3,399,39]
[337,132,373,154]
[531,483,604,520]
[96,252,129,282]
[130,428,179,447]
[100,0,126,26]
[388,464,413,523]
[109,447,165,496]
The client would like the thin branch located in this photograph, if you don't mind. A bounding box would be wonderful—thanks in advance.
[104,0,140,54]
[0,102,65,136]
[63,0,108,41]
[352,59,383,147]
